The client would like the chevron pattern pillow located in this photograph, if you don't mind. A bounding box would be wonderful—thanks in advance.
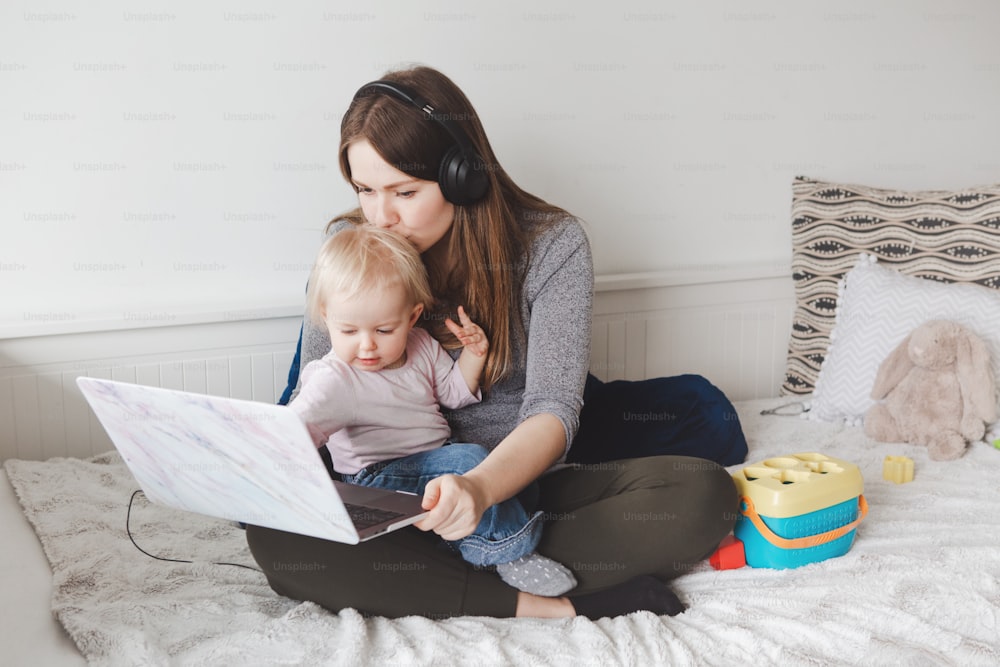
[809,254,1000,424]
[784,177,1000,396]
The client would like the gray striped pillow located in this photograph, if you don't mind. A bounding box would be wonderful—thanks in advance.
[784,176,1000,395]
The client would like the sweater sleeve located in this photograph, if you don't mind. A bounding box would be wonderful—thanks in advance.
[517,218,593,458]
[288,359,355,448]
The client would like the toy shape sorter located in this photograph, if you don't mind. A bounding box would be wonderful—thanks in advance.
[732,453,868,569]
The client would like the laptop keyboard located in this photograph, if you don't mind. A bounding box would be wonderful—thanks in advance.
[344,503,407,530]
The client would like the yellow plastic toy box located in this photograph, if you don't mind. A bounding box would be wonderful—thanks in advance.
[732,452,868,569]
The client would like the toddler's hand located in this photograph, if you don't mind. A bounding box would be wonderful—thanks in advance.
[445,306,489,357]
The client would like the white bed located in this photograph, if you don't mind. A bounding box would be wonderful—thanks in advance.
[0,469,85,666]
[4,395,999,666]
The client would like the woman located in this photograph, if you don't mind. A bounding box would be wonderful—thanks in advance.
[247,65,747,620]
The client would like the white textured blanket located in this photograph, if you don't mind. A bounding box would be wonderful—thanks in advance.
[5,398,1000,666]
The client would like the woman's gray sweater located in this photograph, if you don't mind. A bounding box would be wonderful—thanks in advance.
[294,216,594,458]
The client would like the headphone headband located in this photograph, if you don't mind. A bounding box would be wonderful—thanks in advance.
[358,81,433,115]
[352,80,489,205]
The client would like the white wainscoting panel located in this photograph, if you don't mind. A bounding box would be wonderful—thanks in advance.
[591,274,794,402]
[1,270,795,462]
[1,316,301,461]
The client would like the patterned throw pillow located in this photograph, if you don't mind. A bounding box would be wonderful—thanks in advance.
[810,255,1000,424]
[783,176,1000,395]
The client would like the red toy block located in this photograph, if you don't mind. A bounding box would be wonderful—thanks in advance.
[709,534,746,570]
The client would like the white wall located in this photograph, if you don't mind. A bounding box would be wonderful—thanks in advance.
[3,0,999,338]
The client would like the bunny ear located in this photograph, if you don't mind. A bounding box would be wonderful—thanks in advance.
[870,334,915,400]
[956,331,998,422]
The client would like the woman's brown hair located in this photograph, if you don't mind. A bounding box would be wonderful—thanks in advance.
[333,65,568,391]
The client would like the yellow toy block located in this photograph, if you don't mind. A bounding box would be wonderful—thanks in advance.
[882,455,914,484]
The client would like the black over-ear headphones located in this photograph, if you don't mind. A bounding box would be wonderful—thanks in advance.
[353,80,490,206]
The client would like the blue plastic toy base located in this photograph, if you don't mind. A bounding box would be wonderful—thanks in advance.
[734,497,860,569]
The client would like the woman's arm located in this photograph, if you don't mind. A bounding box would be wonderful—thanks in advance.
[416,412,564,540]
[517,218,593,458]
[418,217,594,540]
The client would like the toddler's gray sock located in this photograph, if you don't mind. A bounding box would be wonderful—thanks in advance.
[495,552,577,596]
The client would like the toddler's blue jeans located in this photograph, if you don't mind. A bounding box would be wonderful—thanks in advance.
[341,443,542,567]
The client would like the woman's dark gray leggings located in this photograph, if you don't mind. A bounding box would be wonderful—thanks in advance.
[246,455,738,618]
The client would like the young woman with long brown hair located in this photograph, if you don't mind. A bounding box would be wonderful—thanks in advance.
[246,65,747,619]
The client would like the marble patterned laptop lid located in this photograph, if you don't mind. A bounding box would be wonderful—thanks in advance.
[76,376,363,543]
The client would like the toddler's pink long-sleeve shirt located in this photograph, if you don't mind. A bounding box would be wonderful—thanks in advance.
[290,327,481,474]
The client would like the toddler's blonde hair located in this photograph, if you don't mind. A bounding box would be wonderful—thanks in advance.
[306,226,432,327]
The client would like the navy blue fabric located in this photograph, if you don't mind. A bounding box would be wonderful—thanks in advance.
[278,323,303,406]
[566,373,748,467]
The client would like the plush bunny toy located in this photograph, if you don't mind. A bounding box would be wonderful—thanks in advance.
[864,319,997,461]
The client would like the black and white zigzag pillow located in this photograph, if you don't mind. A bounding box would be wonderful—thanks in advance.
[784,176,1000,396]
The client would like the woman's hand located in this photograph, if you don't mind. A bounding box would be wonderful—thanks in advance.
[415,473,490,541]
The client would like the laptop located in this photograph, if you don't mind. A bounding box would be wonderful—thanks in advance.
[76,376,428,544]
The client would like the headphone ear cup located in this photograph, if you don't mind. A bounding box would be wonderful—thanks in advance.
[438,145,489,206]
[353,80,491,205]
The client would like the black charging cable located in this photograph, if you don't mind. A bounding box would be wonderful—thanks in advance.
[126,490,262,573]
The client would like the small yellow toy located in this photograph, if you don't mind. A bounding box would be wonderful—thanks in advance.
[882,455,914,484]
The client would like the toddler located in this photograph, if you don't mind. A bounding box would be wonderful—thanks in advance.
[290,226,576,596]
